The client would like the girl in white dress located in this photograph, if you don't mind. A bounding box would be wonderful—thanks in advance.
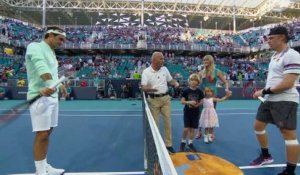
[199,87,231,143]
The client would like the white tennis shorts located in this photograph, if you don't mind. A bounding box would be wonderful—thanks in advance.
[29,96,59,132]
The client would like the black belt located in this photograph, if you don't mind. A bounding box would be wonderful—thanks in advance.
[149,93,169,98]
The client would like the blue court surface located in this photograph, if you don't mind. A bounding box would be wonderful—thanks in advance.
[0,99,300,175]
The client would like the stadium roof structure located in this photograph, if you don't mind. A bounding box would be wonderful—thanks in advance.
[0,0,300,30]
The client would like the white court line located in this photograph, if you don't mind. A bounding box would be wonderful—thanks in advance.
[9,171,146,175]
[0,109,144,112]
[0,113,258,117]
[56,113,258,117]
[0,108,258,112]
[8,112,300,117]
[9,164,300,174]
[0,108,293,112]
[0,108,282,112]
[239,163,300,170]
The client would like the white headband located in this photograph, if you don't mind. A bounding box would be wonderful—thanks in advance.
[46,29,66,37]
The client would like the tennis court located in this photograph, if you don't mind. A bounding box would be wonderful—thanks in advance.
[1,99,300,175]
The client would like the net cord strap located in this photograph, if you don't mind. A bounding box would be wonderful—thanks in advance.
[143,93,148,171]
[142,92,178,175]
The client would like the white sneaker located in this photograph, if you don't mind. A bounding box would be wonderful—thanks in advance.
[46,164,65,175]
[204,135,209,143]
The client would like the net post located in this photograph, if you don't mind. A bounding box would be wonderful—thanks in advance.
[142,91,148,171]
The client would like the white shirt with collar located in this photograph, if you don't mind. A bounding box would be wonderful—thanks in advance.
[141,66,173,94]
[266,48,300,103]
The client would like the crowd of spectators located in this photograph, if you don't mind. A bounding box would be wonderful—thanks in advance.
[1,16,300,91]
[1,17,300,50]
[0,46,269,88]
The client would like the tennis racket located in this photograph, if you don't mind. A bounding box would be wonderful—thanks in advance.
[0,76,68,127]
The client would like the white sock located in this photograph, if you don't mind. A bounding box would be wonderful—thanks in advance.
[188,139,193,144]
[35,159,46,174]
[45,156,50,167]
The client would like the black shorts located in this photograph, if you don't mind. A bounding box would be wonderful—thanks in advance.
[256,101,298,130]
[183,108,200,129]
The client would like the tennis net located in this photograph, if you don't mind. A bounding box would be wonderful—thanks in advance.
[142,92,178,175]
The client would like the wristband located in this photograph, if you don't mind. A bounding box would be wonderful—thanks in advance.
[262,87,274,95]
[45,79,55,87]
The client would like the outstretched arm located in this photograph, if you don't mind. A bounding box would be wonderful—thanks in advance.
[213,91,231,102]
